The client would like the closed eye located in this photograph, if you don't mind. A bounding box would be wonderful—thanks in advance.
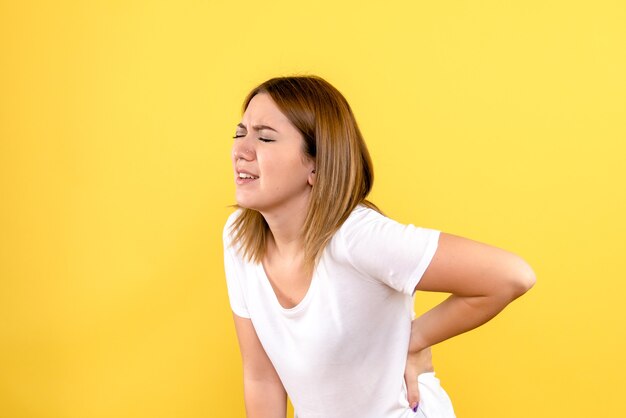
[232,134,274,143]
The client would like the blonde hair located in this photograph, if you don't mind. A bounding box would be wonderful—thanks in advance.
[229,75,381,273]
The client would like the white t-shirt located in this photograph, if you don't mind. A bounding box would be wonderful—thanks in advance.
[223,204,441,418]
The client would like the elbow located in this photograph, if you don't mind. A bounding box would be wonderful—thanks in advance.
[508,260,537,298]
[498,258,537,303]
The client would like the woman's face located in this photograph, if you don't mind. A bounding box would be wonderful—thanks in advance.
[232,93,316,213]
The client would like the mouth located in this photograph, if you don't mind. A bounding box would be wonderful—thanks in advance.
[235,170,259,185]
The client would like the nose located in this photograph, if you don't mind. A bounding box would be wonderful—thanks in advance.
[232,135,255,161]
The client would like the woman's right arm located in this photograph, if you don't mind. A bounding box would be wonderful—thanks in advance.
[232,312,287,418]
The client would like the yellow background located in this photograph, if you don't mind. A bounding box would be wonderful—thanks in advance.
[1,1,624,417]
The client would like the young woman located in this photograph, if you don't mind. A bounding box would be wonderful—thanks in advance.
[223,75,536,418]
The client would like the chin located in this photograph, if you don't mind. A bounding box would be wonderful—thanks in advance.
[234,196,260,211]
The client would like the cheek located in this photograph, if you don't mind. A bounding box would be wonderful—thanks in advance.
[259,150,295,172]
[258,143,311,175]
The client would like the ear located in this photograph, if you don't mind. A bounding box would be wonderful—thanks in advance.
[307,168,316,187]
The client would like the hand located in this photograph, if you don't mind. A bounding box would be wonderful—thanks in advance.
[404,345,434,412]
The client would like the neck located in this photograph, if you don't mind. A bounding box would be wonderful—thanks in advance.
[260,194,310,260]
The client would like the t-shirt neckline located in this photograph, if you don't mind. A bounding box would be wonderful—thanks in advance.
[255,258,321,316]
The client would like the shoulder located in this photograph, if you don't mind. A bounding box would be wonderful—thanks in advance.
[342,203,385,225]
[334,203,438,252]
[337,203,392,236]
[331,203,392,251]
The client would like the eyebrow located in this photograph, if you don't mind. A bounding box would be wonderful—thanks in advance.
[236,123,279,133]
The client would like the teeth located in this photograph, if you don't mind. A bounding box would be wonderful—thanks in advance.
[238,172,258,179]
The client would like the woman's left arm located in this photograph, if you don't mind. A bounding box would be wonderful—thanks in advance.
[409,232,536,353]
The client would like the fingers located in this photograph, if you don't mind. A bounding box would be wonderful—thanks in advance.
[405,372,420,412]
[404,346,434,413]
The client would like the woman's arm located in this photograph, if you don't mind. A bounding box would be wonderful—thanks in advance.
[409,232,536,352]
[232,313,287,418]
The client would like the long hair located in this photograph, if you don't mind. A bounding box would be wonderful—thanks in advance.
[229,75,381,273]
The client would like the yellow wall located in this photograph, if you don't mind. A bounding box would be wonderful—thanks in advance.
[1,1,624,417]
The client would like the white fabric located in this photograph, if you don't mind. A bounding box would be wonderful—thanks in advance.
[223,204,456,418]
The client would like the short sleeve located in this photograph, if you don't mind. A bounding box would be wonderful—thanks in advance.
[340,207,440,296]
[223,211,251,318]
